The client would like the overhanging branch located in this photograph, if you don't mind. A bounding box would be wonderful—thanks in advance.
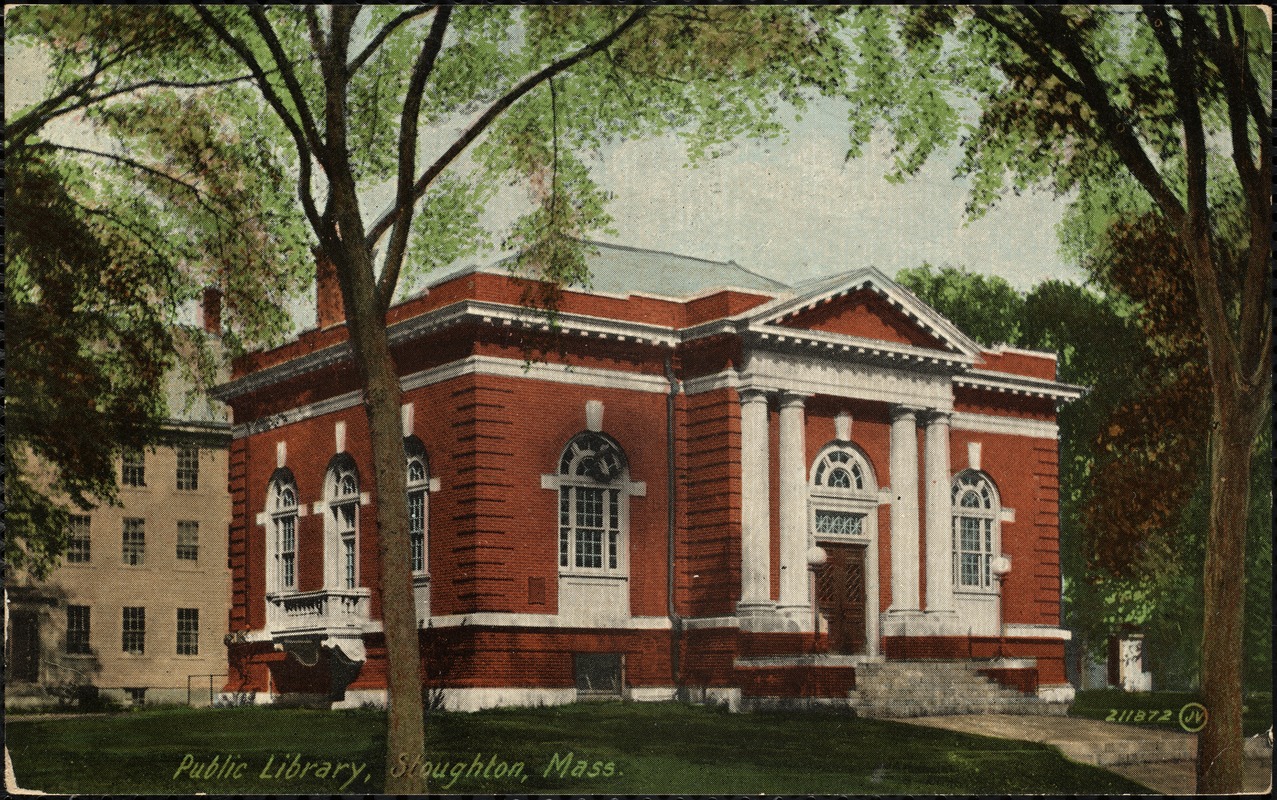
[192,4,324,234]
[349,5,437,75]
[377,5,454,310]
[246,6,327,160]
[1024,7,1190,229]
[364,6,651,250]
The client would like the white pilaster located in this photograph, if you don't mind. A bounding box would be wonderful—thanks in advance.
[888,405,921,613]
[738,389,773,613]
[777,392,809,617]
[924,411,956,615]
[401,403,414,437]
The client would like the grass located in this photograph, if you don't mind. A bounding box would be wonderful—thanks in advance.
[1070,689,1273,737]
[5,702,1149,795]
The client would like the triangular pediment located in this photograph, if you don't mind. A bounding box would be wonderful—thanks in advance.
[747,267,982,359]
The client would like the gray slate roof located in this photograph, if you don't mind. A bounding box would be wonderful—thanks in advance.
[428,240,791,299]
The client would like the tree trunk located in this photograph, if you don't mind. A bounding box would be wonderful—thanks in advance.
[331,235,426,794]
[1195,388,1259,793]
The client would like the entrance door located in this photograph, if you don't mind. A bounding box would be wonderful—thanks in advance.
[815,543,867,654]
[8,609,41,682]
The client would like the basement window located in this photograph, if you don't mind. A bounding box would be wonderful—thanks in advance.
[574,653,622,699]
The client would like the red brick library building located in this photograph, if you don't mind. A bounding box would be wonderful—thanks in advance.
[216,243,1081,712]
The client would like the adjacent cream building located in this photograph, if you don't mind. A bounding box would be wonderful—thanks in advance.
[7,425,232,707]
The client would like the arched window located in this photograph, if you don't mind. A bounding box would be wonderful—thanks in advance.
[404,437,430,576]
[809,444,877,538]
[558,431,629,574]
[267,470,299,594]
[325,456,360,590]
[952,470,999,591]
[813,448,868,492]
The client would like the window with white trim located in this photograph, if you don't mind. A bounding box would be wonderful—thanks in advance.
[952,470,998,591]
[326,459,360,590]
[66,605,91,654]
[557,431,629,576]
[122,448,146,487]
[176,521,199,562]
[176,446,199,490]
[122,606,145,654]
[176,608,199,655]
[809,444,877,541]
[122,518,145,566]
[407,450,428,575]
[812,448,868,492]
[268,473,299,593]
[67,515,91,563]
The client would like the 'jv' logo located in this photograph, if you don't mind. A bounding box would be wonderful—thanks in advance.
[1178,702,1208,733]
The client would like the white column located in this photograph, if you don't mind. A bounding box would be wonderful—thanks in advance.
[889,405,921,613]
[924,411,955,615]
[778,392,809,615]
[738,389,772,611]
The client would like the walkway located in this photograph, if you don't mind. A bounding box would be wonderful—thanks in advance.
[897,713,1272,794]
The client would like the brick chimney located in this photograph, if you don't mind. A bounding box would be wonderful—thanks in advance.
[201,287,223,335]
[315,247,345,329]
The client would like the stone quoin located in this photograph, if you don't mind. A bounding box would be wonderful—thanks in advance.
[213,242,1082,711]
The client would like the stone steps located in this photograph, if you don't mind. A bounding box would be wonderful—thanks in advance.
[849,660,1062,718]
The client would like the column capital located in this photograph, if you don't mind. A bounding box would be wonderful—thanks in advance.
[922,409,952,425]
[738,387,772,406]
[778,391,811,409]
[890,404,925,423]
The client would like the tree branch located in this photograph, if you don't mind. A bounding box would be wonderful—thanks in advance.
[1143,6,1238,389]
[192,5,323,234]
[377,5,454,310]
[7,73,105,146]
[1213,7,1273,386]
[304,5,327,61]
[52,143,210,203]
[1018,8,1190,228]
[246,6,327,160]
[349,5,436,75]
[29,73,259,136]
[365,6,651,250]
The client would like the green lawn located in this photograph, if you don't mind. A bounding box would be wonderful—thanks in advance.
[6,702,1149,795]
[1070,689,1273,737]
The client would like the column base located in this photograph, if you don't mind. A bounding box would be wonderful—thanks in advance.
[775,603,814,632]
[880,609,925,637]
[738,601,795,633]
[881,610,965,637]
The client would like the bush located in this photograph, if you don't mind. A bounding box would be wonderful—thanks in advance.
[45,682,121,713]
[213,691,256,708]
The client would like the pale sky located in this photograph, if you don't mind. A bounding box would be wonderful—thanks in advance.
[6,18,1083,310]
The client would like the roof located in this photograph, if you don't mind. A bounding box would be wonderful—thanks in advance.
[428,240,790,299]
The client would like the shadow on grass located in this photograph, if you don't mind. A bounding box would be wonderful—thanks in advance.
[7,702,1150,795]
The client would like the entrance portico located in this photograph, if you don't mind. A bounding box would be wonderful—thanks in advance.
[734,352,973,647]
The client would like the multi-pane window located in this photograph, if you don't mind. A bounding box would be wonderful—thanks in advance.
[67,515,91,563]
[810,445,875,543]
[122,448,146,487]
[176,447,199,491]
[952,471,998,591]
[176,608,199,655]
[122,518,145,566]
[66,605,91,654]
[270,478,298,592]
[812,448,867,491]
[407,455,428,574]
[122,607,145,654]
[557,432,628,574]
[177,521,199,561]
[814,510,864,536]
[329,466,359,590]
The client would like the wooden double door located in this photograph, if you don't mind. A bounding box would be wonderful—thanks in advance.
[815,542,867,655]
